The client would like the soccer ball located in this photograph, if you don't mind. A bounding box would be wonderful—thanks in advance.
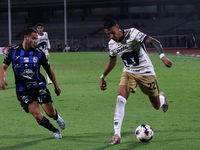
[135,124,154,142]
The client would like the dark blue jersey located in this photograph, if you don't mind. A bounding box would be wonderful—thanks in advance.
[3,43,50,92]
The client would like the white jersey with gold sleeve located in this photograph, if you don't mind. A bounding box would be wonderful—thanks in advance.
[108,28,155,76]
[37,32,51,56]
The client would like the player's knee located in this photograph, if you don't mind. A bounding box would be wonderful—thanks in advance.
[46,111,56,118]
[32,113,43,121]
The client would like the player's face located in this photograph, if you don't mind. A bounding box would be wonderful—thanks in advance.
[25,32,38,50]
[104,25,123,42]
[36,26,43,35]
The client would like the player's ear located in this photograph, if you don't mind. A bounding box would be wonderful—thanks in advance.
[24,35,29,40]
[24,35,27,39]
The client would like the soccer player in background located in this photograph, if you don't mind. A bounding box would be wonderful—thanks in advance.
[36,23,52,84]
[0,28,65,139]
[100,18,173,145]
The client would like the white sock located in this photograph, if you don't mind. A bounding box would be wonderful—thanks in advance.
[159,94,165,108]
[114,95,127,138]
[47,74,51,81]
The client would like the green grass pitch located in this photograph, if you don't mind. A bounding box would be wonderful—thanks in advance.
[0,52,199,150]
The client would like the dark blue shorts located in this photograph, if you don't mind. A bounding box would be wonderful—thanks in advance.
[16,88,53,113]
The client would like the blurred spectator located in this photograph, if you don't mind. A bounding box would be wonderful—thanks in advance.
[63,43,70,52]
[186,34,192,49]
[57,42,62,52]
[191,33,198,48]
[75,46,79,52]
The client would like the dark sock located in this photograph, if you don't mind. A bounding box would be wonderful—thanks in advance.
[37,116,58,133]
[53,109,58,120]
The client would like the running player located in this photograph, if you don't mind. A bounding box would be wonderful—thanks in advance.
[36,23,52,84]
[0,28,65,139]
[100,18,173,145]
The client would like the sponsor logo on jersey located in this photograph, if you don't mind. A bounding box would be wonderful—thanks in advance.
[116,45,129,54]
[24,57,29,63]
[21,69,34,79]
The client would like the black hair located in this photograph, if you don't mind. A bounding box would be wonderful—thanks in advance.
[104,18,118,29]
[23,28,37,37]
[36,23,43,27]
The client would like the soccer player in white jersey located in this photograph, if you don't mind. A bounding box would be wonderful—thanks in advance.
[36,23,52,84]
[100,18,173,145]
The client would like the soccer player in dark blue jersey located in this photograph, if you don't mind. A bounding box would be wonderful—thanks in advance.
[0,28,65,139]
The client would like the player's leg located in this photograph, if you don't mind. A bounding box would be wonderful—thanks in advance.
[114,85,131,136]
[39,88,65,130]
[149,92,168,112]
[28,101,43,121]
[17,91,60,138]
[28,101,62,138]
[108,72,135,145]
[138,75,168,112]
[41,102,65,130]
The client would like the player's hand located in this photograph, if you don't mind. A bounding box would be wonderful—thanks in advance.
[0,81,8,90]
[161,56,173,68]
[100,78,107,90]
[55,85,61,96]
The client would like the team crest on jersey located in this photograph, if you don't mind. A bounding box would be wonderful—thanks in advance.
[33,57,38,63]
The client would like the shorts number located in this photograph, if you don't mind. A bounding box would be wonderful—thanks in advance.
[148,82,156,90]
[38,97,43,103]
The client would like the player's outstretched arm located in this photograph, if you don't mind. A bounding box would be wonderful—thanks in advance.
[145,36,172,68]
[100,78,107,91]
[46,67,61,96]
[160,56,173,68]
[100,57,117,90]
[0,64,8,90]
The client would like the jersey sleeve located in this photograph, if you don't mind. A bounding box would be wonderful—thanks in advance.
[108,41,117,58]
[109,51,117,58]
[3,48,13,66]
[40,49,51,70]
[46,32,51,50]
[131,28,148,43]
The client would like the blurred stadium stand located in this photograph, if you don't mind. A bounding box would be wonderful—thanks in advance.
[0,0,200,51]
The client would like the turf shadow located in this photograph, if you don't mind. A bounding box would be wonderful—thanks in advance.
[0,136,52,150]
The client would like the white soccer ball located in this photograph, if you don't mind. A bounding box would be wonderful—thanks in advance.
[135,124,154,142]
